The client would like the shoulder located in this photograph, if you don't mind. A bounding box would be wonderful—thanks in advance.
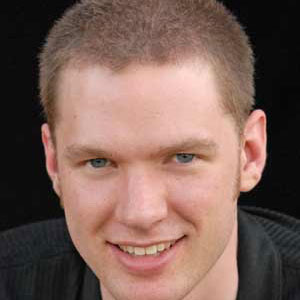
[0,218,76,269]
[0,220,100,299]
[237,206,300,299]
[239,205,300,269]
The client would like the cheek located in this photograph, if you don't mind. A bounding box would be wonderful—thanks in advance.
[167,168,238,221]
[59,170,117,234]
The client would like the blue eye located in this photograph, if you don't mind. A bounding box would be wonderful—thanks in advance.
[89,158,109,168]
[175,153,195,164]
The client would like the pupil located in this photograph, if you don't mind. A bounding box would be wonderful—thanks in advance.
[176,154,194,163]
[91,158,107,168]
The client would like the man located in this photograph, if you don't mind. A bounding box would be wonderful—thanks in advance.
[1,0,300,299]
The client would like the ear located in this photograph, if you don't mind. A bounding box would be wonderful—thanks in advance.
[240,109,267,192]
[41,123,61,197]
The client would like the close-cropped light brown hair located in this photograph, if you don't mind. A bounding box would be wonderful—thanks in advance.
[39,0,255,135]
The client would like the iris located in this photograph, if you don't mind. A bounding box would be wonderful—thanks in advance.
[89,158,109,168]
[175,153,195,164]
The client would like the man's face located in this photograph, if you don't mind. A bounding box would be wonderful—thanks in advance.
[43,62,252,300]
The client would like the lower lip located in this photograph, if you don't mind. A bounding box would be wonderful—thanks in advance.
[109,237,184,275]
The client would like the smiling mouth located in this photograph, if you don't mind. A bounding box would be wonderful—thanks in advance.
[117,240,179,256]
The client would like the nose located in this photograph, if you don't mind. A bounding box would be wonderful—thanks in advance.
[115,166,168,231]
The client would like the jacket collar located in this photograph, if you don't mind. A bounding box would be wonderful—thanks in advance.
[236,208,282,300]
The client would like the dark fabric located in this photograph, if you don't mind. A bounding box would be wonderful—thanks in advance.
[237,206,300,300]
[0,206,299,299]
[0,218,100,300]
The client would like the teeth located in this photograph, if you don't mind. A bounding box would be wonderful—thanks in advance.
[119,241,176,256]
[119,245,126,252]
[157,243,165,251]
[134,247,145,256]
[127,246,134,254]
[145,245,157,255]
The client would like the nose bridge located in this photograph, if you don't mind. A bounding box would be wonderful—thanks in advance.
[115,165,168,229]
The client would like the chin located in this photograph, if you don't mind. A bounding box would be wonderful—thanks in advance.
[100,271,199,300]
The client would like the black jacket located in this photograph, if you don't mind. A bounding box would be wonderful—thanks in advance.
[0,206,300,299]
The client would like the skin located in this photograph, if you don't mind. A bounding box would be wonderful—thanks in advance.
[42,61,267,300]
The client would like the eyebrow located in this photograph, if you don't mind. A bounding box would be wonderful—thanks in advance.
[64,144,114,161]
[153,138,218,158]
[64,137,218,161]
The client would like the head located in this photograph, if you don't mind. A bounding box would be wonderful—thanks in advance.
[39,0,255,136]
[40,1,267,300]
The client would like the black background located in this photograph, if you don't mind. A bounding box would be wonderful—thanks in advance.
[1,1,300,231]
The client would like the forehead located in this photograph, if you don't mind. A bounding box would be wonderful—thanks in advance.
[57,61,224,118]
[55,62,236,154]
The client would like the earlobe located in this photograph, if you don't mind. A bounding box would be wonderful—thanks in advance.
[41,124,61,196]
[240,109,267,192]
